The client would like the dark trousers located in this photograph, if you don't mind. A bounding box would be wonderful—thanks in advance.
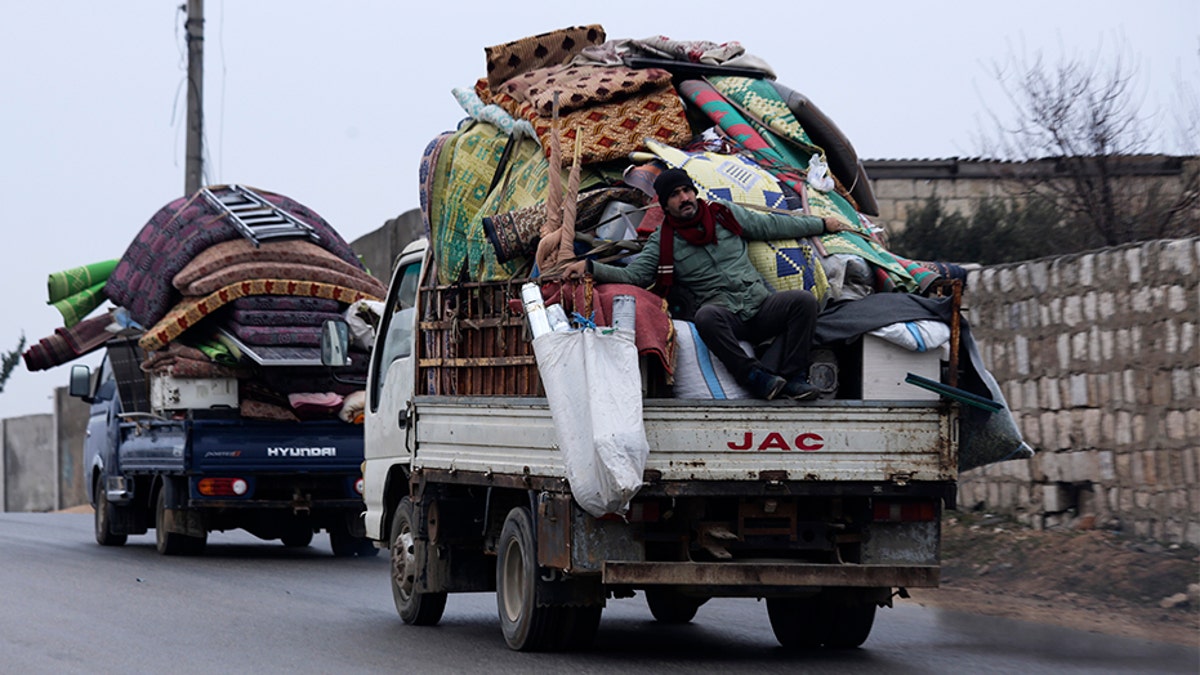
[693,289,818,384]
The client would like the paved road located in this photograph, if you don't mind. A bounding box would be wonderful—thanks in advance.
[0,513,1194,674]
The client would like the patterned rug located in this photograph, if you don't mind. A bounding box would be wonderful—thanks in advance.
[478,78,691,167]
[48,260,118,303]
[22,312,115,371]
[499,63,673,117]
[485,24,606,89]
[430,122,513,284]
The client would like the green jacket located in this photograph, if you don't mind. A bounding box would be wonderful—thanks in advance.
[591,200,826,321]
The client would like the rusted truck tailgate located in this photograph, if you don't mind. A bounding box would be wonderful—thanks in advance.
[413,397,956,483]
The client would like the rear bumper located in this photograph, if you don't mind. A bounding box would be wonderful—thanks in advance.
[602,561,939,588]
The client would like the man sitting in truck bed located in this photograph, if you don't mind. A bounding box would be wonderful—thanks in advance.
[568,168,852,401]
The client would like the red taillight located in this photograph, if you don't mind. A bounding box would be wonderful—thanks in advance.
[627,501,660,523]
[872,500,936,522]
[198,477,248,496]
[354,478,365,495]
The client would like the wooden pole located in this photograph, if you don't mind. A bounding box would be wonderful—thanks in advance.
[184,0,205,196]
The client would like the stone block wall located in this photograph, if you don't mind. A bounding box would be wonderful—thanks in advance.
[957,237,1200,545]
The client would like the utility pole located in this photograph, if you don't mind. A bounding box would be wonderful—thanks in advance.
[184,0,204,196]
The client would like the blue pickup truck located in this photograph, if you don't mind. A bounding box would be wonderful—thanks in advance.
[70,339,374,557]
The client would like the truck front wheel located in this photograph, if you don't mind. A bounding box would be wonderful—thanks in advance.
[391,497,447,625]
[497,506,559,651]
[93,477,127,547]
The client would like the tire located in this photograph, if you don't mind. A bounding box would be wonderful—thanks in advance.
[280,527,313,548]
[644,588,706,624]
[496,506,559,651]
[555,605,602,651]
[93,477,127,547]
[390,497,447,625]
[766,596,826,649]
[821,591,877,649]
[330,524,379,558]
[154,484,206,556]
[767,591,877,649]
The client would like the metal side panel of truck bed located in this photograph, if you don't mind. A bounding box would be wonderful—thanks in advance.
[413,396,957,483]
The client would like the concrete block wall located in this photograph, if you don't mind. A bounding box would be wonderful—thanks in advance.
[1,387,91,512]
[957,237,1200,545]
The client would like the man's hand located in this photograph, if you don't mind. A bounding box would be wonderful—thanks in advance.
[562,260,589,278]
[822,217,854,234]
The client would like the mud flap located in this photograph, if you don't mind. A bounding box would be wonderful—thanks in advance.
[161,479,206,537]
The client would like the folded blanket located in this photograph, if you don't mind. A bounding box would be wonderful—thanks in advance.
[229,323,322,347]
[173,238,368,291]
[231,295,343,313]
[139,342,249,378]
[105,187,363,328]
[230,308,343,327]
[181,261,385,298]
[288,391,344,419]
[139,279,381,352]
[338,390,366,424]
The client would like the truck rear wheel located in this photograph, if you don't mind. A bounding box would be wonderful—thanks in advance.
[497,506,559,651]
[821,591,877,649]
[644,589,707,624]
[280,527,313,548]
[391,497,447,625]
[767,590,877,649]
[766,596,825,649]
[93,477,127,547]
[154,484,206,556]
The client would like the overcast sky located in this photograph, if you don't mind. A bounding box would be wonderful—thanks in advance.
[1,0,1196,419]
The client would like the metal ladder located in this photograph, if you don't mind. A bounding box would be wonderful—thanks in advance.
[199,184,321,247]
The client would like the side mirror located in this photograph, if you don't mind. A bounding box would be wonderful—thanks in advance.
[68,364,92,399]
[320,320,352,367]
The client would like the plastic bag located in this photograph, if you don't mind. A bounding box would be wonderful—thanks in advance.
[532,327,649,517]
[806,153,835,192]
[345,299,385,351]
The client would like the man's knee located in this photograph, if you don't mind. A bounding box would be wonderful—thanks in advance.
[781,289,817,316]
[694,304,733,327]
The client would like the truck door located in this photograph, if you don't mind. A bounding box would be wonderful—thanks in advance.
[84,354,119,504]
[362,247,423,537]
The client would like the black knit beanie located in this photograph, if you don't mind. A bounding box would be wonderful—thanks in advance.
[653,168,696,204]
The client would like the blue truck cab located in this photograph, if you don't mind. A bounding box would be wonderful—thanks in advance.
[71,338,374,557]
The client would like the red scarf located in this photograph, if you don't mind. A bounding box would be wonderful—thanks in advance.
[654,200,742,295]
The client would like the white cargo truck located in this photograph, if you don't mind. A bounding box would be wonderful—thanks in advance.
[333,238,966,651]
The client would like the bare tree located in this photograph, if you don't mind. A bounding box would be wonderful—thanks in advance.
[977,37,1199,246]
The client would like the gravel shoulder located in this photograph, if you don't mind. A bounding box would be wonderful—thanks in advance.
[906,513,1199,646]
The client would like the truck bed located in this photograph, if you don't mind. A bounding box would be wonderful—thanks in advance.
[413,396,957,485]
